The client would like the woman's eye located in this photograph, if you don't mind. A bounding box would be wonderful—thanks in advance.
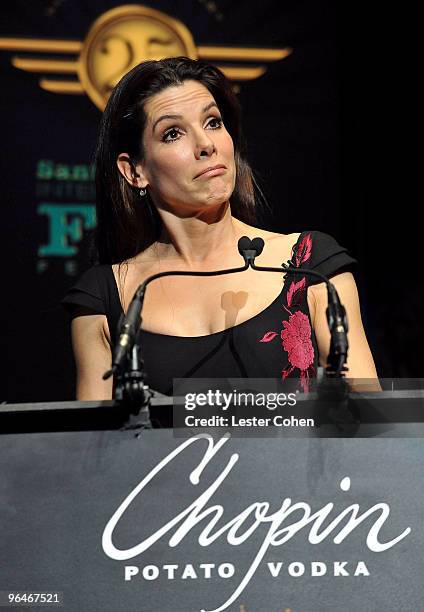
[206,116,223,129]
[162,128,181,143]
[161,117,222,142]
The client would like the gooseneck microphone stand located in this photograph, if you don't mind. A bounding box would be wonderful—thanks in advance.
[104,236,350,418]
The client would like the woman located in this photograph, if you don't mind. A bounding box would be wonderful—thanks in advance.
[63,57,378,403]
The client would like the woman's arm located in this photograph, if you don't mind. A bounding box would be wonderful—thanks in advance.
[309,271,379,383]
[71,309,113,400]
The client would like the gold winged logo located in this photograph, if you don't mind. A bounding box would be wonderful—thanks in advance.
[0,4,291,110]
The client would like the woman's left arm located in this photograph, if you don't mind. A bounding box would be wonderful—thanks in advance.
[309,271,379,380]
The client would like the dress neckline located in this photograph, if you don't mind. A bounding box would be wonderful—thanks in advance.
[107,231,306,340]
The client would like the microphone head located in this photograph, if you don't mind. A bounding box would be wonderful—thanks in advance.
[238,236,252,255]
[251,237,265,256]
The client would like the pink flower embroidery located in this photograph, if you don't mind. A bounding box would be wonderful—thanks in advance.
[286,277,306,308]
[281,311,314,371]
[295,233,312,267]
[259,331,279,343]
[258,232,316,392]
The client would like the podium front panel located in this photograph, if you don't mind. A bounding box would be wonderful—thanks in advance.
[0,429,422,612]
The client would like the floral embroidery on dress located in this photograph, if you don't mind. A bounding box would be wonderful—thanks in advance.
[259,233,316,392]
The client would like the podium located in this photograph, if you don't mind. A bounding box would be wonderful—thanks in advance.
[1,391,423,611]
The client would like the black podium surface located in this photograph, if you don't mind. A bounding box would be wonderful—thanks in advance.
[0,393,423,611]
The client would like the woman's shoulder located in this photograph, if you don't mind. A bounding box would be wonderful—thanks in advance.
[236,222,357,275]
[111,246,159,288]
[247,227,341,252]
[64,263,112,293]
[62,263,114,314]
[286,230,358,279]
[110,246,165,313]
[233,220,301,256]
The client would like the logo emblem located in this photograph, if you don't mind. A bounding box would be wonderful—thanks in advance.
[0,4,291,110]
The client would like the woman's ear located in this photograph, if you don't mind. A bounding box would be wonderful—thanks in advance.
[116,153,148,188]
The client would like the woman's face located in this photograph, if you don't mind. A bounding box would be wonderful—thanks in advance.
[132,80,236,215]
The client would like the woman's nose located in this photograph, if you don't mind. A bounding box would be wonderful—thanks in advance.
[194,134,216,159]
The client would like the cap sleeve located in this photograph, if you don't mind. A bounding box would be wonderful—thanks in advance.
[296,230,357,284]
[61,265,106,316]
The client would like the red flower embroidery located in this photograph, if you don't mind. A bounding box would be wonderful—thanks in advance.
[258,232,316,392]
[286,277,306,308]
[281,311,314,371]
[295,233,312,267]
[259,331,279,343]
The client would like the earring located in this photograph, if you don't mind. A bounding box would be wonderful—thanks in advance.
[139,187,147,196]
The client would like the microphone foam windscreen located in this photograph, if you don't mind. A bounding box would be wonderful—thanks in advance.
[238,236,252,254]
[251,237,265,256]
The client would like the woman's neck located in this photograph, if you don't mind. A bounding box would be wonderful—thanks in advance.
[154,205,250,267]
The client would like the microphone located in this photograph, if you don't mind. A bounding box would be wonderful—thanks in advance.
[104,295,145,379]
[237,236,265,264]
[237,235,251,256]
[325,285,349,375]
[251,237,265,256]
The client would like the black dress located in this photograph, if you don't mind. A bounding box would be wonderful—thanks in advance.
[62,230,356,398]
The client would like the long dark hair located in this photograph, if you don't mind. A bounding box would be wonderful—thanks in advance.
[94,57,259,264]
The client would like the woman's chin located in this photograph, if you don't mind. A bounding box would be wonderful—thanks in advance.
[154,191,232,218]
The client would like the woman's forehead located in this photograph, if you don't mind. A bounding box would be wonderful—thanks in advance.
[144,80,217,123]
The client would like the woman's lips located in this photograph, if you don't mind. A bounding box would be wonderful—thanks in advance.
[194,165,227,179]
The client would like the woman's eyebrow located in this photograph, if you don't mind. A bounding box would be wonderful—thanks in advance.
[152,101,219,133]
